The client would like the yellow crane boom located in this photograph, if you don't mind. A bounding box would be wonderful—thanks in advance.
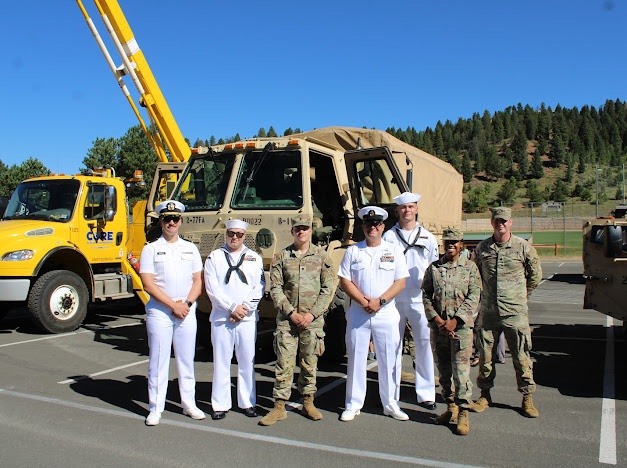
[76,0,193,163]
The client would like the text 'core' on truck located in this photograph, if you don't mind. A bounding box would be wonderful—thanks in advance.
[582,215,627,334]
[0,168,149,333]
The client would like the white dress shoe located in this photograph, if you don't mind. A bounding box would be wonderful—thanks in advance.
[383,406,409,421]
[145,411,162,426]
[183,407,206,420]
[340,409,360,421]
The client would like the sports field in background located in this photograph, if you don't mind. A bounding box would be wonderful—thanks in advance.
[468,230,582,257]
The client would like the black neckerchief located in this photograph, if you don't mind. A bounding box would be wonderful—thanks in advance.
[223,249,248,284]
[394,225,423,254]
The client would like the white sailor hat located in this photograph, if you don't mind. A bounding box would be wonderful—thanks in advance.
[358,205,388,222]
[393,192,421,205]
[225,219,249,231]
[156,200,185,216]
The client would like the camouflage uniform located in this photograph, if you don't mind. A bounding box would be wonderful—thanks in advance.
[423,255,482,408]
[269,243,335,400]
[474,233,542,394]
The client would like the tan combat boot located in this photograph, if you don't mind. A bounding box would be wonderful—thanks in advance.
[522,394,539,418]
[301,394,323,421]
[401,370,415,382]
[470,390,491,413]
[456,408,470,435]
[259,400,287,426]
[434,402,458,425]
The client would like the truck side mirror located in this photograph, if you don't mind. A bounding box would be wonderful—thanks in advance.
[604,225,624,258]
[103,185,116,222]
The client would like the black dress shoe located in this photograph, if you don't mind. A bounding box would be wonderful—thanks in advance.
[418,401,437,411]
[212,411,227,420]
[243,407,258,418]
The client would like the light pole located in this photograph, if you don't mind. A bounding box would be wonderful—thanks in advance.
[594,164,600,218]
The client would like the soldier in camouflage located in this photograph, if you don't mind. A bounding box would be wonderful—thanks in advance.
[259,214,336,426]
[472,207,542,418]
[423,228,481,435]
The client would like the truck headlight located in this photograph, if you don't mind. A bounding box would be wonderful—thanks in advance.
[2,250,35,261]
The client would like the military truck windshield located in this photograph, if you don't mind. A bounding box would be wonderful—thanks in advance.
[232,150,302,209]
[175,153,236,211]
[3,179,80,223]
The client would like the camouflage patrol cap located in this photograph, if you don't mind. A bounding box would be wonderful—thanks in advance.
[490,206,511,221]
[442,228,464,241]
[291,214,312,228]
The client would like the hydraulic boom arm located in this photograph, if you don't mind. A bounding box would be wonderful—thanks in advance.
[76,0,196,163]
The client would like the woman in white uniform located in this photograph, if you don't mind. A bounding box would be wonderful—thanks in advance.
[139,200,205,426]
[337,206,410,422]
[204,219,265,420]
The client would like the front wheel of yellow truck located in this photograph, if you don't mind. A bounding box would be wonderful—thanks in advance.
[28,270,89,334]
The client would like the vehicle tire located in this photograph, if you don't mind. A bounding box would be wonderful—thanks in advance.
[28,270,89,334]
[322,286,349,362]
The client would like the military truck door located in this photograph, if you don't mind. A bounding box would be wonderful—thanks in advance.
[583,220,627,323]
[344,147,408,240]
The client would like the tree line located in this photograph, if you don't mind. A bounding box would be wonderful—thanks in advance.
[2,100,626,213]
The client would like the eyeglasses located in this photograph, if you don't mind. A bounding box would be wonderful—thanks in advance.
[364,221,383,228]
[226,230,245,238]
[293,225,310,232]
[493,218,508,224]
[162,215,181,224]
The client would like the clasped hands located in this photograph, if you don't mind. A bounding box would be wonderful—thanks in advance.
[289,310,314,329]
[362,296,382,314]
[433,317,458,338]
[229,304,249,323]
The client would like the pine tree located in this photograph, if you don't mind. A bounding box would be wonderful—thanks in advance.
[461,155,473,183]
[531,148,544,179]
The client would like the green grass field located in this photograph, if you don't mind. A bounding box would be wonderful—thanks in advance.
[532,230,582,257]
[467,230,582,257]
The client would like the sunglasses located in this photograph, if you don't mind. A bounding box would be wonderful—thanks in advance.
[493,218,508,224]
[226,230,245,238]
[293,225,310,232]
[364,221,383,228]
[162,215,181,223]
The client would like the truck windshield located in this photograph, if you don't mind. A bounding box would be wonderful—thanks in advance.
[175,153,236,211]
[232,150,302,209]
[3,179,80,223]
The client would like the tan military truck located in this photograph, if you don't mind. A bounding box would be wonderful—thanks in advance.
[582,215,627,334]
[168,126,462,358]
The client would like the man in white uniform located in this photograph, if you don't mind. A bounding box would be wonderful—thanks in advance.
[338,206,410,422]
[204,219,265,420]
[383,192,439,410]
[139,200,205,426]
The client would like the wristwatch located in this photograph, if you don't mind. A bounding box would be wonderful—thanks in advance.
[185,300,193,307]
[287,310,294,317]
[379,297,387,306]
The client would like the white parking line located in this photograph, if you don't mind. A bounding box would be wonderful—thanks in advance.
[57,359,149,384]
[0,321,143,348]
[0,388,482,468]
[598,315,616,465]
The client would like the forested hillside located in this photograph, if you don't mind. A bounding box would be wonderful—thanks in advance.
[2,100,626,216]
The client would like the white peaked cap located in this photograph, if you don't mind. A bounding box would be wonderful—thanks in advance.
[156,199,185,214]
[393,192,421,205]
[357,205,388,221]
[225,219,249,230]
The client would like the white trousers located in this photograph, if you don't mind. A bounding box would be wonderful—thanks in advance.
[395,302,436,403]
[146,307,198,413]
[345,305,402,412]
[211,320,257,411]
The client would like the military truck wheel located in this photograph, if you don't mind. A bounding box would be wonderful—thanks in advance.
[28,270,89,334]
[322,286,349,362]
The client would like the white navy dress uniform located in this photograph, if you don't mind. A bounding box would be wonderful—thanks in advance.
[338,206,410,418]
[382,192,438,405]
[204,219,265,414]
[139,200,204,420]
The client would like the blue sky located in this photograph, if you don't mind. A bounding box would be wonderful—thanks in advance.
[1,1,625,174]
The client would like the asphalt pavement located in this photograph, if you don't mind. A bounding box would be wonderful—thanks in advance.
[0,261,624,467]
